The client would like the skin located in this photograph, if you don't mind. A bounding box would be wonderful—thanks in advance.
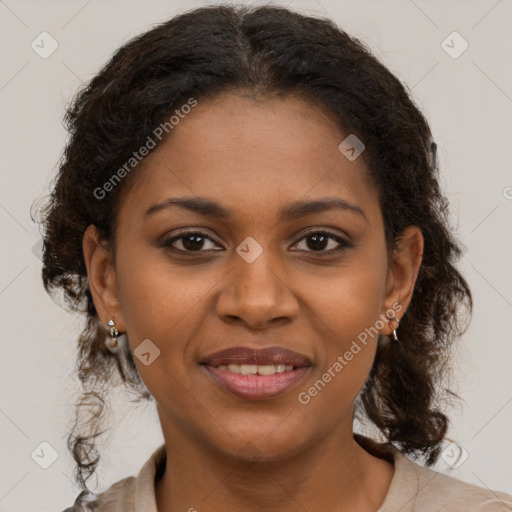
[83,91,423,512]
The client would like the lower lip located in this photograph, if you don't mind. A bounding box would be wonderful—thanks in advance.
[202,365,310,400]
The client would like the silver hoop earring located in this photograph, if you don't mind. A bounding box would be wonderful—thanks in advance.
[386,312,400,342]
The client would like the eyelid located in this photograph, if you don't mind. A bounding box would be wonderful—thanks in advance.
[296,226,352,244]
[291,228,353,254]
[162,229,221,251]
[161,227,353,256]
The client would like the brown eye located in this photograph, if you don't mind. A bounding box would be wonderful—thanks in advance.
[162,230,220,253]
[293,231,352,255]
[162,229,352,257]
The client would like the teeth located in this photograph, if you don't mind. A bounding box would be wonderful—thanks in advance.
[217,364,294,375]
[257,365,278,375]
[240,364,257,375]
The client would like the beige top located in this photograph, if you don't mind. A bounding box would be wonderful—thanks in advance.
[64,435,512,511]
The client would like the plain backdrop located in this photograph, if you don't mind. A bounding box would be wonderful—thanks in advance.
[0,0,511,510]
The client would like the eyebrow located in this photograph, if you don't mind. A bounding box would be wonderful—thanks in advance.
[144,196,368,223]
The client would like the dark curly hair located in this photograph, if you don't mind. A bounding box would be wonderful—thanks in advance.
[33,2,472,496]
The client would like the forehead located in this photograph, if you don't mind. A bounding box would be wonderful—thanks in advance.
[118,92,380,226]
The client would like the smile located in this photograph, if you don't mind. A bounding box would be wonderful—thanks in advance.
[202,364,310,400]
[216,363,294,374]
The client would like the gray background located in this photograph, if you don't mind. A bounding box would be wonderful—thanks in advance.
[0,0,511,510]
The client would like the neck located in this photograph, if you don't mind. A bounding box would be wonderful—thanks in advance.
[154,422,393,512]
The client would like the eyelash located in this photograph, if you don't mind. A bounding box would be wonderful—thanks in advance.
[161,229,352,257]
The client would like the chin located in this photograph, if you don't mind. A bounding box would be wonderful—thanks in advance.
[208,425,312,464]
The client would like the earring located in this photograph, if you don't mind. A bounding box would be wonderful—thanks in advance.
[386,312,400,342]
[106,319,126,354]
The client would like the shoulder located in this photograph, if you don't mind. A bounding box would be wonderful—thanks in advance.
[397,450,512,511]
[354,434,512,512]
[60,443,166,511]
[60,477,136,511]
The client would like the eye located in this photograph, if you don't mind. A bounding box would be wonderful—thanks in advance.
[161,229,352,256]
[162,230,221,253]
[292,230,352,256]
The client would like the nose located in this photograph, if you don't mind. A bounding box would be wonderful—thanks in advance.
[215,250,299,330]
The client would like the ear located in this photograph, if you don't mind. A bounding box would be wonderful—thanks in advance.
[380,225,424,336]
[82,224,125,331]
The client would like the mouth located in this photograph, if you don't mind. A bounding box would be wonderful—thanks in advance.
[200,346,311,400]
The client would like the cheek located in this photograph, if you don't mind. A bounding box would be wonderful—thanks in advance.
[115,242,208,339]
[308,254,387,341]
[301,253,387,403]
[114,254,206,401]
[114,244,229,393]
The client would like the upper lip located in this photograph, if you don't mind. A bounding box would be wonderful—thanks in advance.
[201,346,312,368]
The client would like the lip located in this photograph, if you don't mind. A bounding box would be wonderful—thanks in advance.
[203,365,310,400]
[201,346,311,367]
[200,346,312,400]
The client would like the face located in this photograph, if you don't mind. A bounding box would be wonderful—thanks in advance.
[84,91,422,462]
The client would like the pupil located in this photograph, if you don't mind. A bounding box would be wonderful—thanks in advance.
[308,233,328,251]
[183,234,204,251]
[180,234,330,252]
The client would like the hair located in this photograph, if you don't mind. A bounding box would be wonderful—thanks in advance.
[33,2,472,496]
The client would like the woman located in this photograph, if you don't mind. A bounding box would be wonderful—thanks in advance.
[38,4,512,511]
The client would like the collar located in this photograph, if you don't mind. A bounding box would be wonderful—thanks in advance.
[82,434,423,511]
